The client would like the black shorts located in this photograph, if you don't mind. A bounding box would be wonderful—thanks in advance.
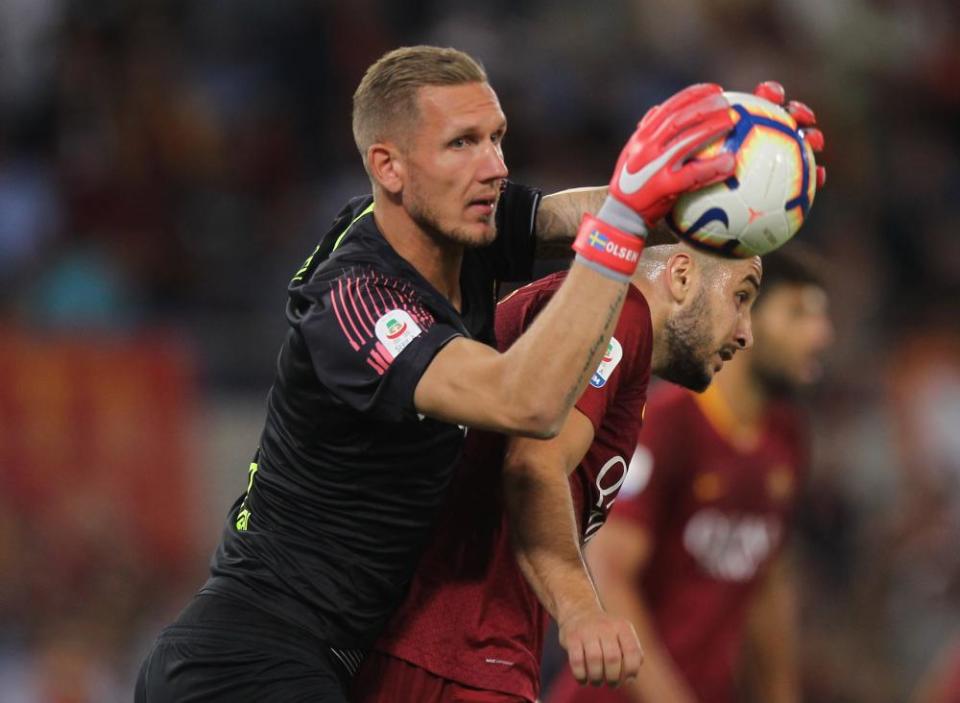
[135,593,351,702]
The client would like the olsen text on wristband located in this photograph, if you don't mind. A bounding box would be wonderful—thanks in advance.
[572,214,645,279]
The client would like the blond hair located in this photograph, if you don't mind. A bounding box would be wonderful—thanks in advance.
[352,46,488,166]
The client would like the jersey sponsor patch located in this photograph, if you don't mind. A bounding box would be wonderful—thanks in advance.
[590,337,623,388]
[375,309,423,360]
[682,509,782,582]
[584,454,629,541]
[620,444,653,499]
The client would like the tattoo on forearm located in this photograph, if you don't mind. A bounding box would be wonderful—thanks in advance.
[534,206,576,256]
[535,203,571,240]
[536,189,607,256]
[562,286,626,408]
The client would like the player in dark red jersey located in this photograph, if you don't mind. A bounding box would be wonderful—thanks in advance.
[135,45,743,702]
[915,639,960,703]
[546,247,833,703]
[350,238,766,703]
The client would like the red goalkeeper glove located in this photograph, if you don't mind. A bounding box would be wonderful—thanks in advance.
[572,83,737,280]
[754,80,826,188]
[601,83,738,236]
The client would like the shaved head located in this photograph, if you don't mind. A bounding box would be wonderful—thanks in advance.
[638,242,762,391]
[639,241,741,275]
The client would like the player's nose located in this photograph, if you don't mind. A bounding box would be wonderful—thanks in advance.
[813,313,835,351]
[735,315,754,351]
[478,141,508,182]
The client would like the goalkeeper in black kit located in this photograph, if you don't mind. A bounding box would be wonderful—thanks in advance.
[135,45,739,702]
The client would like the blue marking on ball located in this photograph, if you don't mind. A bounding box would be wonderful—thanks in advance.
[723,105,811,216]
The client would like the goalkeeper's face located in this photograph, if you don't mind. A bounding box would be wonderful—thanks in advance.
[400,82,509,248]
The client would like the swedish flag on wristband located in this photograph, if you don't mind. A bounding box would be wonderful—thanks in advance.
[572,214,644,281]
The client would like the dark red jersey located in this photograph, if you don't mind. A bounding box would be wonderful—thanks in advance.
[924,640,960,703]
[547,382,807,703]
[371,271,653,701]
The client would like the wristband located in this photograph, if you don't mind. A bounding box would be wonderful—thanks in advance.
[573,253,631,283]
[572,214,645,279]
[596,196,649,238]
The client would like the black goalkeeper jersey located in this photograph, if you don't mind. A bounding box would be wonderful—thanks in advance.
[202,183,541,651]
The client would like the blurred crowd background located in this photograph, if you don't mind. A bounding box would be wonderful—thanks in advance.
[0,0,958,700]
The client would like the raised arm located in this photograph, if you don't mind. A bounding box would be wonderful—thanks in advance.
[415,84,735,437]
[536,189,682,256]
[502,409,642,687]
[535,186,608,257]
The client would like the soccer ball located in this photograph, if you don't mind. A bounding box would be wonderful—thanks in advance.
[668,91,818,258]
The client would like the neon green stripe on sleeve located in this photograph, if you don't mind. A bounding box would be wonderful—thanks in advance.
[292,202,375,282]
[332,202,375,252]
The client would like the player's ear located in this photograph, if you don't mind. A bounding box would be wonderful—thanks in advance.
[666,252,695,304]
[368,141,405,195]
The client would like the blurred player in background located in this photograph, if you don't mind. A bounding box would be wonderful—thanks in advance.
[135,44,740,702]
[546,245,833,703]
[352,240,762,703]
[914,638,960,703]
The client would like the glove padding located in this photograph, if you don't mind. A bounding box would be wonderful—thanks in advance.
[754,81,826,188]
[607,83,737,230]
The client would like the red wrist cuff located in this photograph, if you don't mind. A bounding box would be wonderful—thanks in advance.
[572,215,645,277]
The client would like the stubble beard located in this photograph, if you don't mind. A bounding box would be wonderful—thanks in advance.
[406,184,496,249]
[660,287,714,393]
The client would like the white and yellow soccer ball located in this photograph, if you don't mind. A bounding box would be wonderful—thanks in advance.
[668,91,818,258]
